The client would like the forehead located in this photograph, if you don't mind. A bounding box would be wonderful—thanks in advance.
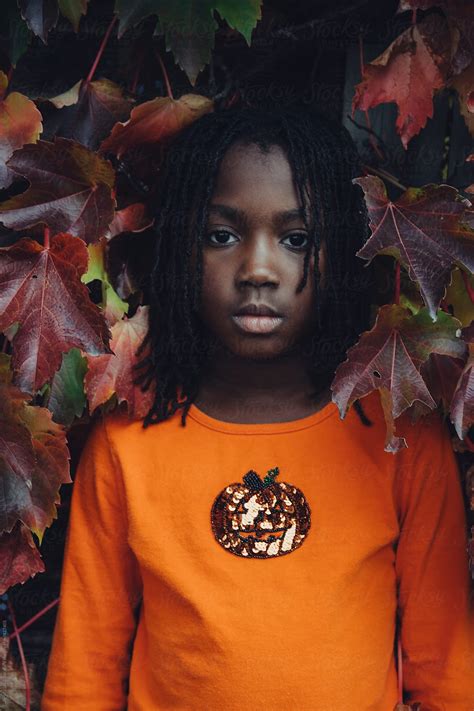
[211,142,301,208]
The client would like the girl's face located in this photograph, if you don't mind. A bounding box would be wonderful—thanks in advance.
[194,141,326,361]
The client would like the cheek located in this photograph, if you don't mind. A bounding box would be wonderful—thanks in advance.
[199,257,233,319]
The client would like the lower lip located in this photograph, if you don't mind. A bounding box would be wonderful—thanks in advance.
[232,314,284,334]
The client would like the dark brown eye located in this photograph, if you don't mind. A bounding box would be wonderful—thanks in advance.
[206,230,238,246]
[282,233,308,249]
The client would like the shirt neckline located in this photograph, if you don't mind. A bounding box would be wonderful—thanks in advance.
[186,398,339,434]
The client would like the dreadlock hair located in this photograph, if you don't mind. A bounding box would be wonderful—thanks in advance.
[133,102,376,429]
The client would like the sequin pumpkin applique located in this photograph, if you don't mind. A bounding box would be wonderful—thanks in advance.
[210,467,311,558]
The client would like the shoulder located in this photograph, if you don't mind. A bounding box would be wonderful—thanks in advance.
[93,406,185,458]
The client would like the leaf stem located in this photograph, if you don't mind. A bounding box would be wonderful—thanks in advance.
[7,597,31,710]
[85,14,117,85]
[155,49,174,99]
[361,164,407,192]
[8,597,59,640]
[44,226,50,249]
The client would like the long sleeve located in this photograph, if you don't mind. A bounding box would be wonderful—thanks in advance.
[41,415,143,711]
[394,410,474,710]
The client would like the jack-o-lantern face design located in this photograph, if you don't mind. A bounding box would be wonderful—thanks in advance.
[211,467,311,558]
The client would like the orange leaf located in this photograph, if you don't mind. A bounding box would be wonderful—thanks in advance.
[99,93,214,158]
[85,305,154,418]
[0,70,42,189]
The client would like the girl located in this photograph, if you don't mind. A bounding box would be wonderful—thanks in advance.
[41,105,473,710]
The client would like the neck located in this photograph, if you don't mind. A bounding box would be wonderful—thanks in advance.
[196,342,330,407]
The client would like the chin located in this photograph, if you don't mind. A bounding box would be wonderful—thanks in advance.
[222,338,301,362]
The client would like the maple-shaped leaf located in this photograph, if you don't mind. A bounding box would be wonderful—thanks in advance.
[84,305,154,419]
[157,1,262,85]
[0,382,70,541]
[82,239,129,326]
[18,0,59,44]
[58,0,90,31]
[0,521,45,595]
[0,70,43,190]
[331,303,467,452]
[114,1,262,85]
[19,401,71,541]
[0,233,112,393]
[354,175,474,321]
[46,78,134,150]
[100,94,214,158]
[450,342,474,439]
[0,137,115,243]
[352,14,451,148]
[45,347,87,426]
[398,1,474,75]
[105,202,153,239]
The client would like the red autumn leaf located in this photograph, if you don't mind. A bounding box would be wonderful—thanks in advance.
[354,175,474,321]
[0,70,43,189]
[99,94,214,159]
[450,342,474,439]
[84,305,154,419]
[352,14,451,148]
[331,304,467,452]
[0,233,112,393]
[19,399,71,539]
[105,202,153,239]
[0,382,70,543]
[46,78,134,150]
[0,137,115,243]
[18,0,59,44]
[0,521,46,594]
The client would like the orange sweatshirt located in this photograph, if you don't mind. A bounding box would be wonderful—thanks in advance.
[41,390,474,711]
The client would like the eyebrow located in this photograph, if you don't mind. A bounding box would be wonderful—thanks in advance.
[208,203,308,229]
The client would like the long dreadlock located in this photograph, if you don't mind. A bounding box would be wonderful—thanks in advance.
[133,103,376,429]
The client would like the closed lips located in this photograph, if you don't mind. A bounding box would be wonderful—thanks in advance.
[234,304,282,316]
[232,308,284,335]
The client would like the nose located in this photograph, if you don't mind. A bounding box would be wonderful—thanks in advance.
[235,236,279,289]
